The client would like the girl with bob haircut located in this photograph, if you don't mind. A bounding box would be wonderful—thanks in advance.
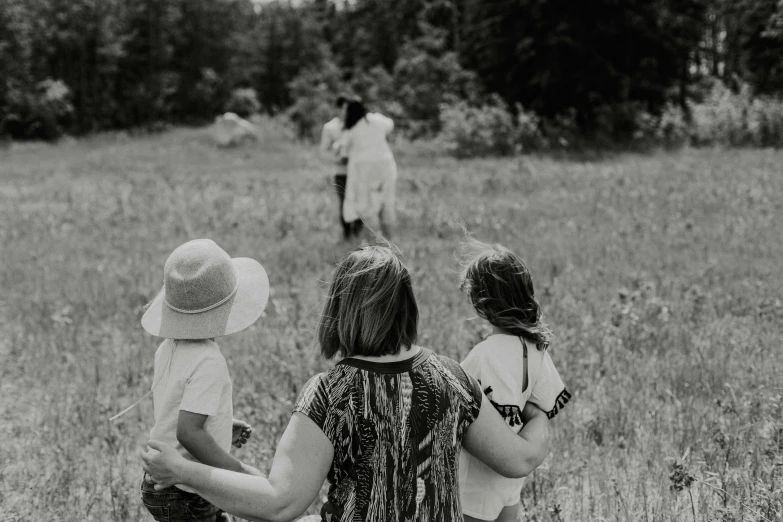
[142,244,552,522]
[457,238,570,522]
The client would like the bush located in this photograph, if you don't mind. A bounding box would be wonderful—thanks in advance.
[633,103,689,147]
[178,68,224,123]
[393,25,481,138]
[514,104,545,151]
[1,79,73,140]
[225,88,261,118]
[286,60,344,141]
[689,81,783,147]
[438,95,517,158]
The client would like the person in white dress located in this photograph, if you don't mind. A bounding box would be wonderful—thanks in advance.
[340,99,397,239]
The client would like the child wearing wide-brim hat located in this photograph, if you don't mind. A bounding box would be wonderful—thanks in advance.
[139,239,268,521]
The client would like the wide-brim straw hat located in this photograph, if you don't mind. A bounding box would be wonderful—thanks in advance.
[141,239,269,339]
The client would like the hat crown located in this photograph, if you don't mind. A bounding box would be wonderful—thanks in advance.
[163,239,237,313]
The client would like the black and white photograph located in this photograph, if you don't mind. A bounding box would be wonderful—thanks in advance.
[1,0,782,521]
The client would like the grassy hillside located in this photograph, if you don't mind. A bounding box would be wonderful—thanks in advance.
[1,127,781,521]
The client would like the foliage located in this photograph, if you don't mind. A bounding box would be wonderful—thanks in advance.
[285,60,344,141]
[689,80,783,147]
[514,104,545,152]
[225,88,261,119]
[438,95,517,157]
[1,0,783,145]
[2,78,73,140]
[391,22,481,137]
[460,0,706,135]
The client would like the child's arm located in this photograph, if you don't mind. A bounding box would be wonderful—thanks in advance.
[177,411,246,474]
[319,124,334,158]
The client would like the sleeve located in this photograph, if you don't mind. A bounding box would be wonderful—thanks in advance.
[439,355,482,425]
[370,112,394,135]
[462,344,526,427]
[528,350,570,419]
[460,366,483,424]
[319,123,332,154]
[293,373,329,429]
[180,354,229,416]
[381,114,394,135]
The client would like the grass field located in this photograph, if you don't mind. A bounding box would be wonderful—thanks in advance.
[1,124,781,522]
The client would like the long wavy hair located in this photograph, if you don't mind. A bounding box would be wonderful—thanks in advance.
[459,238,552,348]
[343,99,367,130]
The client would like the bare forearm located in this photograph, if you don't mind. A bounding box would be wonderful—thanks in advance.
[177,460,287,522]
[179,430,244,473]
[516,409,550,470]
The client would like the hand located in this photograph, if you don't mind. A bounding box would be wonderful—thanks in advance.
[141,440,185,490]
[232,419,252,448]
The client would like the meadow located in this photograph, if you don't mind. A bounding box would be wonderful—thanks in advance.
[0,125,781,521]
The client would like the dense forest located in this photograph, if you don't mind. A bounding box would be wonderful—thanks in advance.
[2,0,783,148]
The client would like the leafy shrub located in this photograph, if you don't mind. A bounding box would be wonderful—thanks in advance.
[225,88,261,118]
[2,79,73,140]
[392,23,481,138]
[690,81,751,146]
[514,104,545,151]
[628,81,783,148]
[438,95,517,158]
[182,68,224,122]
[537,109,582,150]
[286,61,343,141]
[656,104,690,146]
[633,104,689,147]
[689,81,783,147]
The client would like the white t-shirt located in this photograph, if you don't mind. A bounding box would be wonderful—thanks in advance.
[149,339,233,492]
[459,334,569,519]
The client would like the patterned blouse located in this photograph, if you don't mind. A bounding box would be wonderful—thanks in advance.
[293,348,483,522]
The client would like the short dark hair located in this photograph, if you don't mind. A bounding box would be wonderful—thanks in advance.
[335,94,349,108]
[318,245,418,359]
[343,99,367,130]
[459,238,552,347]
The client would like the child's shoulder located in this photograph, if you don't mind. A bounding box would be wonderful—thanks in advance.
[470,334,521,356]
[176,339,226,365]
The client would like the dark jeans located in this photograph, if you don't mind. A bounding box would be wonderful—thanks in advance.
[334,174,363,239]
[141,475,227,521]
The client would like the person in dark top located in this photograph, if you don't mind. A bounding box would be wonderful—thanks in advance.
[142,244,551,522]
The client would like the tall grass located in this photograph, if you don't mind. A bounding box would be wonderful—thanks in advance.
[0,127,781,521]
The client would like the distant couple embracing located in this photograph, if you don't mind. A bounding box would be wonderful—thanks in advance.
[140,238,569,522]
[321,96,397,241]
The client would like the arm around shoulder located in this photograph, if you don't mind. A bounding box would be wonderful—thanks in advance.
[163,412,334,522]
[462,394,550,479]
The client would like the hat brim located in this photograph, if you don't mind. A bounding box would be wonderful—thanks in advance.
[141,258,269,339]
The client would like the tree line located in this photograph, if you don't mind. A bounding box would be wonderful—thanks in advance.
[1,0,782,142]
